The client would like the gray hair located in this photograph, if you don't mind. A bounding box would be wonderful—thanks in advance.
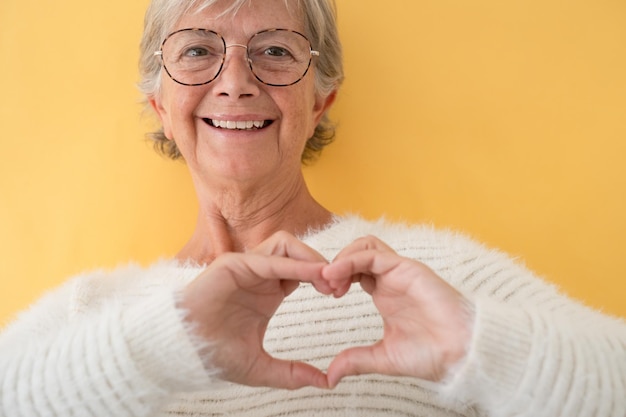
[138,0,344,163]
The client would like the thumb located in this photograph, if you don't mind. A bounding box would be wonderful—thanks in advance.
[258,357,330,390]
[326,344,382,388]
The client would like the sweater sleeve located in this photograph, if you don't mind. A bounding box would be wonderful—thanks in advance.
[307,216,626,416]
[432,235,626,417]
[0,275,217,417]
[440,297,626,417]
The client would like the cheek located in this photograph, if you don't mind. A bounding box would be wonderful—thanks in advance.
[162,83,206,123]
[172,93,200,121]
[162,92,205,146]
[282,89,318,134]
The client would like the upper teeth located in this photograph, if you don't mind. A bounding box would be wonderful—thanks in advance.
[211,120,266,130]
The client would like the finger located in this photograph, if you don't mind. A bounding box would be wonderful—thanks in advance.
[214,253,327,289]
[359,276,376,295]
[322,250,414,295]
[324,250,423,283]
[254,357,329,390]
[248,236,333,295]
[332,235,396,261]
[243,252,333,296]
[322,250,386,282]
[326,273,375,296]
[278,270,332,297]
[250,231,328,263]
[326,344,383,388]
[321,273,349,296]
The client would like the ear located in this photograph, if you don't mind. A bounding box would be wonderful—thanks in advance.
[149,95,174,140]
[312,89,338,127]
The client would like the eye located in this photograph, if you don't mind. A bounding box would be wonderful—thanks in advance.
[263,46,291,58]
[184,47,209,57]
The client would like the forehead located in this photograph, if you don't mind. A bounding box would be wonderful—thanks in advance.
[173,0,305,36]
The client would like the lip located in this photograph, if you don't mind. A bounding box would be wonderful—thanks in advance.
[204,118,272,130]
[200,114,275,131]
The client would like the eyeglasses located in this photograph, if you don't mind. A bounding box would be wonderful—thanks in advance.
[154,28,319,87]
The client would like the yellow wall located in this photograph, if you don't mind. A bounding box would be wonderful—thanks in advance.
[1,0,624,325]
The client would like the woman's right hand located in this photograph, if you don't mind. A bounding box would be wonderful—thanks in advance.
[179,232,331,390]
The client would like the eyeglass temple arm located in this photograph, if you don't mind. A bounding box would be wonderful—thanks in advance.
[154,50,316,57]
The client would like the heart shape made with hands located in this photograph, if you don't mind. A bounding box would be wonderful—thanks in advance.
[182,232,472,390]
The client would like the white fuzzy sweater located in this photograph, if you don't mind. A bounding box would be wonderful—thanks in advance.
[1,216,625,417]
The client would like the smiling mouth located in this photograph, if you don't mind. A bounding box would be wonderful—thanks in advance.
[204,118,272,130]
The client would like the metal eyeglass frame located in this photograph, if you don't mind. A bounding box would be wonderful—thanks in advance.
[154,28,320,87]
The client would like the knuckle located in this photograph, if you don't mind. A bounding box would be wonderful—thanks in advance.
[272,230,293,241]
[214,252,240,264]
[358,234,383,247]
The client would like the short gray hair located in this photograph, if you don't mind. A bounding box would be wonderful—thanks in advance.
[138,0,344,163]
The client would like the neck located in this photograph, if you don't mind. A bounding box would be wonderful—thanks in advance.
[176,171,332,264]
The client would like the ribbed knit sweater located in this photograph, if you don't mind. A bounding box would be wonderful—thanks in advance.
[1,216,625,417]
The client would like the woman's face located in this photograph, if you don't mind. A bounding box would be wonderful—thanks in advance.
[150,0,335,186]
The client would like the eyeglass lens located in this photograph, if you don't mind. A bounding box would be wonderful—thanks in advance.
[159,29,315,86]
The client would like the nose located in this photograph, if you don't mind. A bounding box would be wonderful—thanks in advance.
[213,44,260,98]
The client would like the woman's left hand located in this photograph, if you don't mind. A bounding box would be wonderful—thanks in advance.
[322,236,475,387]
[181,232,333,390]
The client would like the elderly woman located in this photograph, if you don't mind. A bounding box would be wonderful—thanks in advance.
[1,0,625,416]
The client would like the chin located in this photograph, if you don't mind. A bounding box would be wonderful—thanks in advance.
[199,156,282,183]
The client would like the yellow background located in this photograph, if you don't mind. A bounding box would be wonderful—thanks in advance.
[1,0,625,325]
